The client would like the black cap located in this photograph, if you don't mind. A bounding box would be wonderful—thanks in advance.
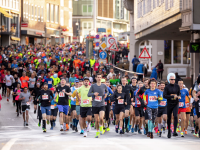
[43,82,48,86]
[84,77,89,81]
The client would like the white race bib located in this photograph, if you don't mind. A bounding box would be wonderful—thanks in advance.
[137,100,141,105]
[160,101,166,106]
[179,102,184,108]
[26,102,30,105]
[95,96,102,102]
[118,99,124,104]
[86,64,89,67]
[48,81,52,84]
[42,95,48,100]
[149,96,156,101]
[59,92,65,97]
[83,99,89,104]
[104,102,107,105]
[186,103,189,108]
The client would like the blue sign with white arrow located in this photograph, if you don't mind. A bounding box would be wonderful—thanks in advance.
[99,51,107,59]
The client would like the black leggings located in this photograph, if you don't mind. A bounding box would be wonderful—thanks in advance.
[16,101,21,113]
[158,71,163,80]
[2,83,6,95]
[167,103,179,133]
[105,102,110,121]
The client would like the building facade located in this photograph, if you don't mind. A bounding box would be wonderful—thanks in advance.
[72,0,130,42]
[20,0,73,45]
[125,0,199,80]
[0,0,21,46]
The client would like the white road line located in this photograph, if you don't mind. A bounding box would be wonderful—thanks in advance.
[1,138,18,150]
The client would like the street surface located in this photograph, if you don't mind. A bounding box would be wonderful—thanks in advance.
[0,96,200,150]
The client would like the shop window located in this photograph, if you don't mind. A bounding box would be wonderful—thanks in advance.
[183,41,190,64]
[173,40,181,64]
[55,5,58,23]
[82,5,93,14]
[35,5,37,21]
[51,4,54,22]
[164,40,171,64]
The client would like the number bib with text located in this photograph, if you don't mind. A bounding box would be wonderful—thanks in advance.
[179,102,184,108]
[118,99,124,104]
[149,96,156,101]
[59,92,65,97]
[95,96,102,102]
[42,95,48,100]
[83,99,89,104]
[160,101,166,106]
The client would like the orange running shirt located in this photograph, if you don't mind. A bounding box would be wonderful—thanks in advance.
[20,76,29,88]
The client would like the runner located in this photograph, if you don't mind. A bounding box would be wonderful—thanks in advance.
[5,70,14,102]
[157,81,167,137]
[143,78,163,139]
[50,86,58,130]
[54,78,71,131]
[12,83,22,116]
[163,73,181,138]
[177,79,189,137]
[77,77,92,137]
[111,84,127,134]
[88,73,108,138]
[18,87,31,126]
[37,83,54,132]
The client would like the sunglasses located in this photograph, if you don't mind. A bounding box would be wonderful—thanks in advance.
[170,79,175,80]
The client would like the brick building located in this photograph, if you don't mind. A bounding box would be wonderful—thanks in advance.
[21,0,73,45]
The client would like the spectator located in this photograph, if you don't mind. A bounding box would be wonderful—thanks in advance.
[175,72,182,84]
[107,68,116,80]
[150,66,157,80]
[132,55,140,72]
[136,63,144,81]
[156,60,164,80]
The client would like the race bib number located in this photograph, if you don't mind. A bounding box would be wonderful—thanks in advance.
[160,101,166,106]
[19,67,22,69]
[7,80,10,83]
[42,95,48,100]
[95,96,102,102]
[26,102,30,105]
[59,92,65,97]
[31,82,35,85]
[104,102,107,105]
[83,99,89,104]
[149,96,156,101]
[132,102,135,106]
[179,102,184,108]
[48,81,52,84]
[96,66,98,69]
[186,103,190,108]
[118,99,124,104]
[23,80,26,83]
[137,100,141,105]
[68,63,70,66]
[51,105,54,109]
[86,64,89,67]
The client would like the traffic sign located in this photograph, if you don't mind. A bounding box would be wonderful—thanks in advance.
[100,41,107,50]
[109,42,118,51]
[95,42,100,47]
[107,37,117,47]
[99,51,107,59]
[139,47,151,59]
[139,58,149,64]
[108,34,112,37]
[96,34,100,39]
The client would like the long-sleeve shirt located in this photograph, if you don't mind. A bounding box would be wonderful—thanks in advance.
[87,83,108,107]
[105,86,113,102]
[122,84,134,105]
[163,83,180,105]
[111,92,127,106]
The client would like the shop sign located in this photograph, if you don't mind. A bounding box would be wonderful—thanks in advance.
[168,68,187,76]
[21,23,28,27]
[36,32,43,35]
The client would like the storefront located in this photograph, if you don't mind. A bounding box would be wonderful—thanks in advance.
[46,28,61,45]
[21,29,45,45]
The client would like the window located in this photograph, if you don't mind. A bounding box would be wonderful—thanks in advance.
[51,4,54,22]
[83,5,87,13]
[183,41,190,64]
[69,0,72,9]
[120,0,124,19]
[46,3,50,22]
[41,7,43,22]
[35,5,37,21]
[13,0,16,9]
[173,40,181,64]
[60,10,64,26]
[3,0,5,6]
[60,0,64,6]
[0,0,2,6]
[38,6,40,22]
[26,2,28,18]
[97,20,101,28]
[16,0,19,10]
[83,22,87,29]
[23,2,26,18]
[143,0,145,15]
[10,0,13,8]
[82,22,93,30]
[6,0,8,6]
[69,12,72,28]
[55,5,58,23]
[88,22,92,29]
[82,4,93,14]
[164,40,171,64]
[88,5,92,12]
[115,0,120,19]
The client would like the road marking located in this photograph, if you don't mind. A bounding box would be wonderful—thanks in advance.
[1,138,18,150]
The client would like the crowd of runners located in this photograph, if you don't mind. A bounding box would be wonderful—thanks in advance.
[0,44,200,139]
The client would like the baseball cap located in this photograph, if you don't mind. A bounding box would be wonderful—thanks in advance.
[43,82,48,86]
[101,79,106,83]
[84,77,89,81]
[75,79,79,83]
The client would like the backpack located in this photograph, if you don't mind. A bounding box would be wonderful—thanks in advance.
[158,63,163,69]
[134,58,139,65]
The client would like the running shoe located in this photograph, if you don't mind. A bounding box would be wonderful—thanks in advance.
[147,132,150,137]
[60,128,64,131]
[138,129,142,134]
[91,122,94,127]
[75,127,78,132]
[66,124,69,130]
[120,130,123,134]
[80,130,84,134]
[34,110,36,114]
[26,122,28,126]
[159,131,162,137]
[126,128,129,133]
[177,127,180,133]
[131,128,135,133]
[115,126,118,133]
[84,131,87,137]
[43,128,46,132]
[181,132,184,137]
[135,125,138,132]
[144,129,146,135]
[128,125,131,131]
[87,124,91,132]
[191,129,194,134]
[106,127,110,132]
[100,126,103,135]
[95,132,100,138]
[184,130,188,135]
[150,132,153,139]
[50,127,53,130]
[173,132,178,136]
[24,121,26,126]
[7,98,9,102]
[63,125,66,131]
[38,122,41,127]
